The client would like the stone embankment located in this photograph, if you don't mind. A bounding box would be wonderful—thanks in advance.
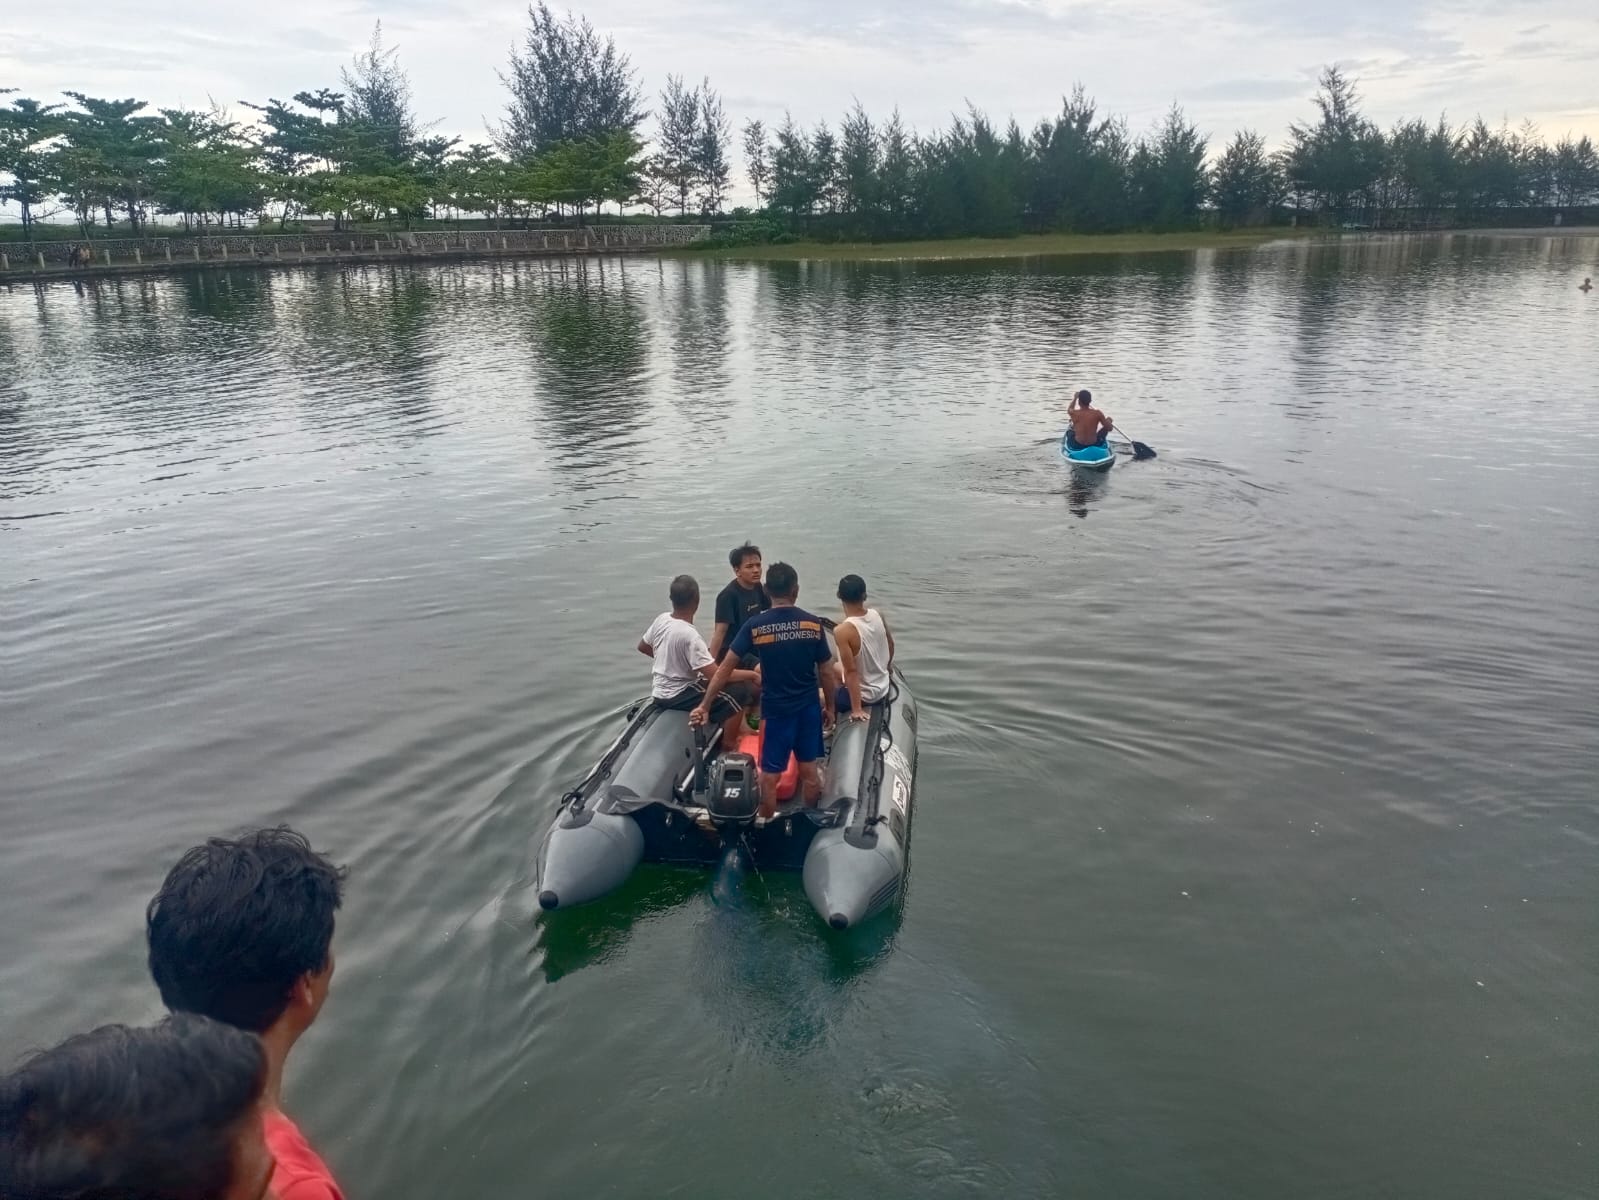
[0,225,710,280]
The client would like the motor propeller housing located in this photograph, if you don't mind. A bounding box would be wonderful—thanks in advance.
[706,752,759,826]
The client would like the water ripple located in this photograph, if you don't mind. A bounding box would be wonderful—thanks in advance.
[3,239,1597,1200]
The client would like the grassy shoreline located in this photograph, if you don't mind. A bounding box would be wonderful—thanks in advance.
[677,225,1599,263]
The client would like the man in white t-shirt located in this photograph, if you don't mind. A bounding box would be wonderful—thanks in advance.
[638,575,758,748]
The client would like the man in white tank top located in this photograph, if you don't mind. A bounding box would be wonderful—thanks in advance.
[832,574,895,723]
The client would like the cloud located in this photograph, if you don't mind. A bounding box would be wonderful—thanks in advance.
[1503,38,1562,57]
[1186,77,1313,103]
[614,0,1132,60]
[0,0,1594,157]
[281,28,355,53]
[3,34,171,75]
[1198,0,1442,46]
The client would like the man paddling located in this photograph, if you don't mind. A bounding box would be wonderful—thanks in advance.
[692,562,841,819]
[1066,388,1114,450]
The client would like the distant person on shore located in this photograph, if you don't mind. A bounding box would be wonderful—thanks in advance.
[639,574,757,747]
[1066,389,1114,450]
[708,541,771,718]
[147,828,348,1200]
[693,562,840,819]
[0,1014,274,1200]
[833,574,895,723]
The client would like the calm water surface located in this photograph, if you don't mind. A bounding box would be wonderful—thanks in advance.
[3,236,1597,1199]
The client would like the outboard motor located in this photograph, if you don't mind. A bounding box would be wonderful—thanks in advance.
[706,752,759,828]
[695,729,758,906]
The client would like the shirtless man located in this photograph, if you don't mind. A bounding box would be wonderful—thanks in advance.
[1066,388,1114,449]
[833,574,895,723]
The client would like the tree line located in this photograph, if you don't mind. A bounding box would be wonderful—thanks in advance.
[744,70,1598,241]
[3,4,1596,243]
[0,9,671,238]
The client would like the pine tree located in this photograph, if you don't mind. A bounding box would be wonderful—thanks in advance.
[838,101,879,222]
[693,80,730,213]
[340,22,417,164]
[741,118,769,207]
[657,74,700,215]
[498,2,645,158]
[1211,129,1282,227]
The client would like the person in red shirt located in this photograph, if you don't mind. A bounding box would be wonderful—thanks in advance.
[0,1013,275,1200]
[147,827,348,1200]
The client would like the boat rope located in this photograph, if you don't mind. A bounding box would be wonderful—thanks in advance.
[862,677,900,830]
[822,613,899,832]
[563,696,652,812]
[742,832,772,901]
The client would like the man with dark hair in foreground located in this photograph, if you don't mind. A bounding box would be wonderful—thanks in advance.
[146,827,347,1200]
[0,1013,273,1200]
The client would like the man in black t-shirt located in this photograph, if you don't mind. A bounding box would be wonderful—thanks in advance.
[708,542,770,713]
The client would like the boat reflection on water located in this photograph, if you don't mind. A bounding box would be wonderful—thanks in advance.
[1065,464,1112,518]
[527,860,899,1058]
[688,869,901,1059]
[527,865,701,984]
[528,861,901,998]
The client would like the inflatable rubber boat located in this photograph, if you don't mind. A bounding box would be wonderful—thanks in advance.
[1062,433,1116,471]
[535,668,917,929]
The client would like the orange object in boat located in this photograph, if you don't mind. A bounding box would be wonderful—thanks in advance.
[737,730,798,801]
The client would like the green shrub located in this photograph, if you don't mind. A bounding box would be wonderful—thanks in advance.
[696,218,785,249]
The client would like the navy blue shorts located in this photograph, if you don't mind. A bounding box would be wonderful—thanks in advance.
[760,703,824,772]
[1065,429,1109,450]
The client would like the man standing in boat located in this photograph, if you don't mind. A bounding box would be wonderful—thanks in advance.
[833,574,895,722]
[693,562,841,820]
[639,574,756,747]
[1066,388,1114,450]
[708,542,769,717]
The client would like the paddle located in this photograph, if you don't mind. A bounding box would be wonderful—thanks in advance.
[1114,429,1157,460]
[1071,389,1155,460]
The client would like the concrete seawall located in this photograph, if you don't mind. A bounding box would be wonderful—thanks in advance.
[0,225,711,281]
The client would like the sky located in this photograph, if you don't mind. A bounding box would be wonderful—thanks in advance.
[3,0,1597,197]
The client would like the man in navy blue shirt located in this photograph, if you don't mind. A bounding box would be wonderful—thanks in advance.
[693,562,841,819]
